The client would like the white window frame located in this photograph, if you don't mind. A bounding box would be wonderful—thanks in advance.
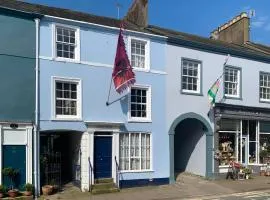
[52,23,80,62]
[128,85,152,122]
[181,59,201,94]
[51,76,82,120]
[224,66,241,98]
[119,132,152,172]
[128,36,150,71]
[259,72,270,102]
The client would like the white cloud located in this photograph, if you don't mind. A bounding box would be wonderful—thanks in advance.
[251,15,269,28]
[252,21,264,28]
[258,16,268,21]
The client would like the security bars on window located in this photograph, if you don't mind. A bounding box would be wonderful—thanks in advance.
[260,73,270,101]
[119,133,151,171]
[130,88,147,118]
[56,82,77,116]
[224,67,239,97]
[56,26,76,59]
[181,60,199,92]
[131,39,146,69]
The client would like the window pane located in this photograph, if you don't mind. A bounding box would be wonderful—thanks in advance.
[218,132,236,166]
[119,133,150,171]
[55,82,78,116]
[260,73,270,100]
[224,67,239,96]
[131,40,146,68]
[260,134,270,164]
[181,60,200,92]
[130,88,147,118]
[56,26,76,59]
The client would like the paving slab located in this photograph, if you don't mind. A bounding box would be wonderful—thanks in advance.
[38,174,270,200]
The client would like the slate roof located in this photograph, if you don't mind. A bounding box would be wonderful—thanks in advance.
[244,42,270,56]
[1,0,270,63]
[146,25,270,63]
[0,0,158,35]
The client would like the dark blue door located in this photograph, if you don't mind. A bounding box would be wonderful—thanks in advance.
[3,145,26,190]
[94,136,112,179]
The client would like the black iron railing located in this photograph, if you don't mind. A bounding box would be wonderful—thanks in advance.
[88,157,93,192]
[114,156,120,188]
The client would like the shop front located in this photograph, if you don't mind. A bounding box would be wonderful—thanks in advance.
[214,103,270,174]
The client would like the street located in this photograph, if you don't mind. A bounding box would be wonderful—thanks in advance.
[188,190,270,200]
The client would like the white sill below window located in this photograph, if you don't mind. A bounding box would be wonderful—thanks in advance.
[128,118,152,123]
[224,94,240,98]
[260,99,270,103]
[53,115,82,121]
[133,67,150,72]
[182,89,200,94]
[54,57,80,63]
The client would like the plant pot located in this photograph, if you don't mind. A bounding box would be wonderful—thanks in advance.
[266,171,270,176]
[24,191,33,196]
[260,170,266,176]
[42,185,53,195]
[8,189,18,198]
[246,174,250,179]
[53,185,59,193]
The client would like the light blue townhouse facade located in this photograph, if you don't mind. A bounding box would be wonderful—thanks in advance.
[3,0,270,195]
[149,13,270,181]
[0,3,40,190]
[35,1,168,192]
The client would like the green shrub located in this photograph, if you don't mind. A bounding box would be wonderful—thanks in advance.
[0,185,7,193]
[24,183,34,192]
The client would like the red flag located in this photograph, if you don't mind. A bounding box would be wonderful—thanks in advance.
[112,28,135,93]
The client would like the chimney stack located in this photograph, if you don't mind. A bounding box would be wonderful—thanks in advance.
[210,12,250,45]
[124,0,148,28]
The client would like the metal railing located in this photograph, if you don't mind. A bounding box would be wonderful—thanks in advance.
[114,156,120,188]
[88,157,93,192]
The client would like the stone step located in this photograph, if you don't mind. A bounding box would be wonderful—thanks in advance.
[92,182,116,190]
[95,178,114,184]
[91,187,119,195]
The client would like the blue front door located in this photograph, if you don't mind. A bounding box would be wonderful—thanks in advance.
[94,136,112,179]
[3,145,26,190]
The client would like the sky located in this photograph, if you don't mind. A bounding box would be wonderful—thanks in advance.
[26,0,270,46]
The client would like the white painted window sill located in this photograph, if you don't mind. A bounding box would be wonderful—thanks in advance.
[51,117,83,122]
[128,119,152,123]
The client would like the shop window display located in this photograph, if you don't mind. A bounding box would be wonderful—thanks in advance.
[219,132,236,165]
[259,134,270,164]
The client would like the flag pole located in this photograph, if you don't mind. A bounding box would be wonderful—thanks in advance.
[106,21,124,106]
[106,77,113,106]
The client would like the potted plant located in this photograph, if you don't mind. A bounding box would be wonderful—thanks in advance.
[24,183,34,196]
[243,167,252,179]
[42,185,53,196]
[2,167,19,198]
[0,184,7,198]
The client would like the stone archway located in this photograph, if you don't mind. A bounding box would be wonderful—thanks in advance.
[169,112,213,183]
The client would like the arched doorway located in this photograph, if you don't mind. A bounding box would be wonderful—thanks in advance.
[169,112,213,183]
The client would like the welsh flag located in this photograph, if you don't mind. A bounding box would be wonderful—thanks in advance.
[207,78,220,106]
[112,27,135,93]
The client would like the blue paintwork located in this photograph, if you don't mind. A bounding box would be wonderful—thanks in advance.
[119,178,169,188]
[39,17,168,183]
[3,145,26,190]
[94,136,112,179]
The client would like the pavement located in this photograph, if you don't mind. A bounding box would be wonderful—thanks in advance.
[38,173,270,200]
